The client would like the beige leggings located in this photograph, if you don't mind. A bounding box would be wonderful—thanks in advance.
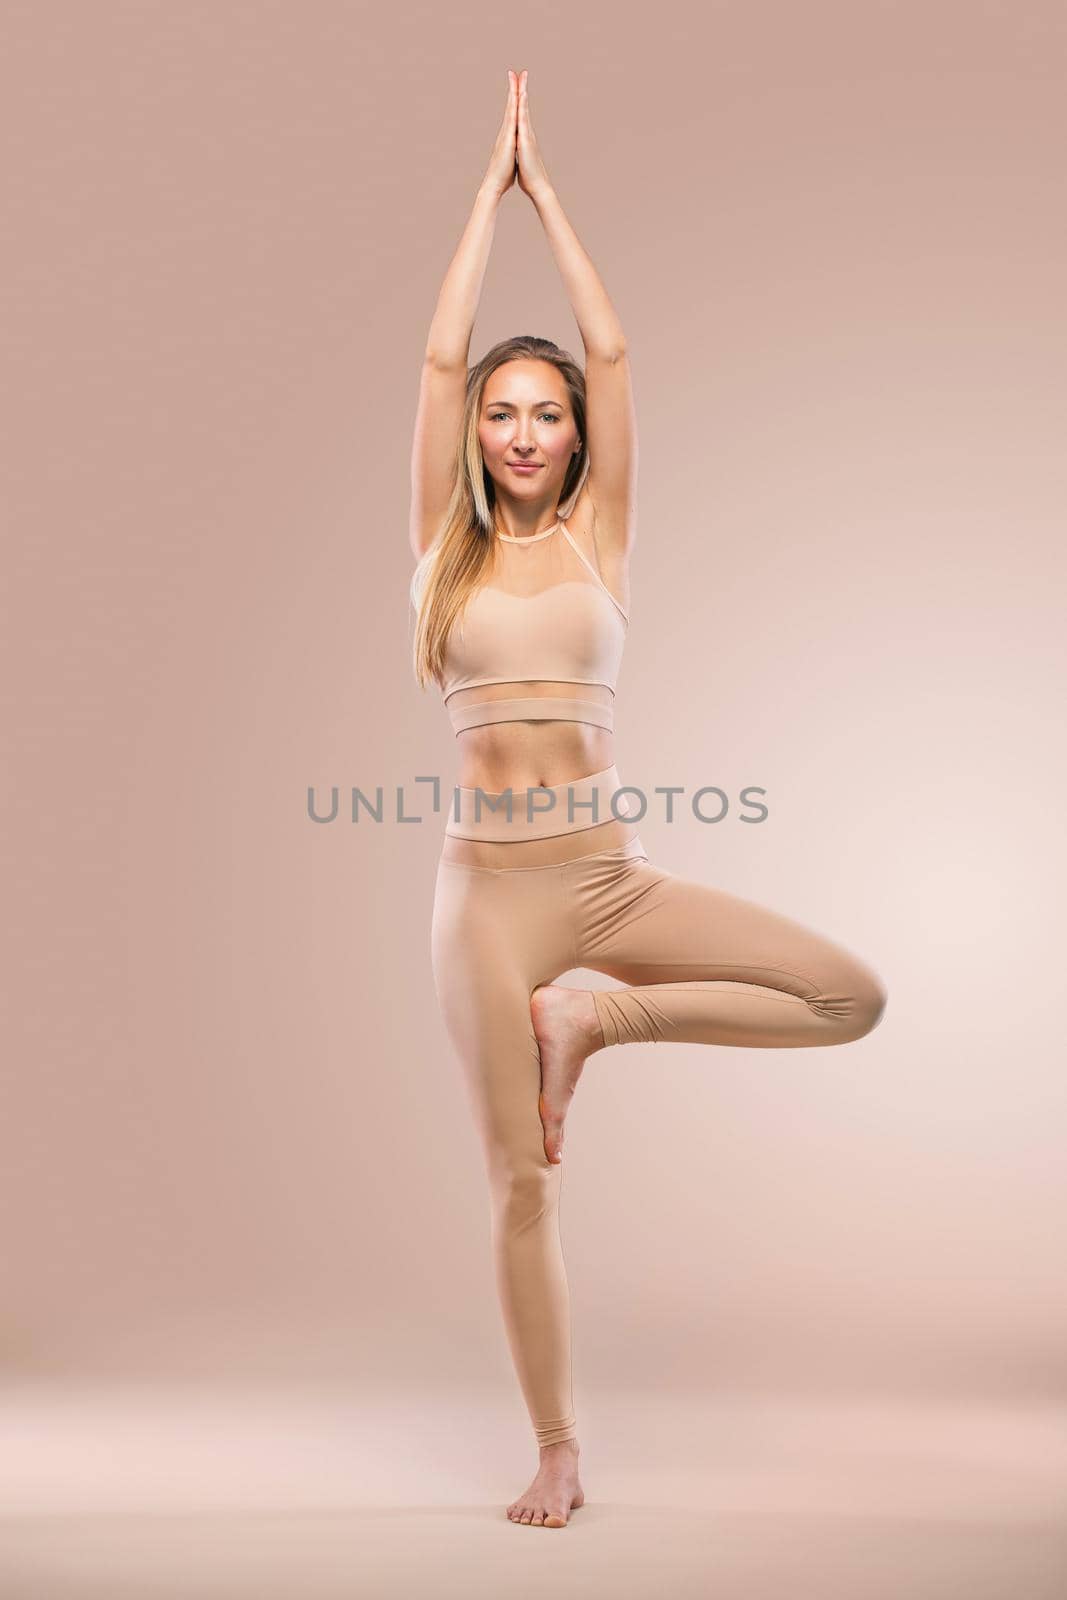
[430,830,888,1448]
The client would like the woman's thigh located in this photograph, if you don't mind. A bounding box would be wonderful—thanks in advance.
[430,859,574,1170]
[568,850,887,1020]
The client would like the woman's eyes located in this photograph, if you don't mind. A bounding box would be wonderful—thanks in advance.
[489,412,560,423]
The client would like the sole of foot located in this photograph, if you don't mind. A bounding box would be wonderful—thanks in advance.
[530,984,602,1165]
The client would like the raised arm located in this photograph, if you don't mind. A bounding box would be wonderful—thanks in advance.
[409,72,520,561]
[516,71,637,558]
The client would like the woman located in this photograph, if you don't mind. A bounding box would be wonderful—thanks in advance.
[409,69,887,1529]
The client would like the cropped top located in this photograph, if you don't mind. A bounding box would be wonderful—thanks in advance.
[437,517,628,736]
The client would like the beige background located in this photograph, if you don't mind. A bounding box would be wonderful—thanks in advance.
[3,1,1066,1594]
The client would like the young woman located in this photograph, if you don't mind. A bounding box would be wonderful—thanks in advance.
[409,69,887,1529]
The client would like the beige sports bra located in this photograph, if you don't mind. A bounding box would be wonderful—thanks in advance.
[437,517,629,736]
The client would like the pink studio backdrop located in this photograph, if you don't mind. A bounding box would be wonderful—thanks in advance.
[3,2,1065,1429]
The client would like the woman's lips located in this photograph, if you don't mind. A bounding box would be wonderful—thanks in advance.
[508,463,542,473]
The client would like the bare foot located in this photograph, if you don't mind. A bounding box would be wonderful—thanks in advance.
[506,1438,584,1527]
[530,983,605,1165]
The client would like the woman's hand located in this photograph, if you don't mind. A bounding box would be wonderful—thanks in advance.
[516,71,553,201]
[481,69,519,199]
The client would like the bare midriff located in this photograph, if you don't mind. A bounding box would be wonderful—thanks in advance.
[440,679,638,868]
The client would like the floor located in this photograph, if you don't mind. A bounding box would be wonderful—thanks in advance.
[1,1384,1064,1598]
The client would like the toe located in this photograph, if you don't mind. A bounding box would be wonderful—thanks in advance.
[544,1512,567,1527]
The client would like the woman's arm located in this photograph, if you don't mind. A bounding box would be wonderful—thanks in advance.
[516,72,636,556]
[409,74,519,561]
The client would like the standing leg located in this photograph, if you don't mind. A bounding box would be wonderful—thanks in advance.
[430,859,579,1450]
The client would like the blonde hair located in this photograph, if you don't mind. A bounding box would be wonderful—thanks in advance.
[410,336,589,690]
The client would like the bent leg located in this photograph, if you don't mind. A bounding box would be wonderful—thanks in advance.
[567,852,888,1050]
[431,860,578,1446]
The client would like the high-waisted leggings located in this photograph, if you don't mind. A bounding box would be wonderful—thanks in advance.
[430,770,888,1449]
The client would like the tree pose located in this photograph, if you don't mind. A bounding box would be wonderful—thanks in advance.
[409,69,887,1528]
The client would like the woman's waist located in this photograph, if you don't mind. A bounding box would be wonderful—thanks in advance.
[454,719,616,794]
[445,757,639,843]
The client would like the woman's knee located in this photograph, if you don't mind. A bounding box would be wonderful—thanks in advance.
[840,965,888,1043]
[488,1144,561,1224]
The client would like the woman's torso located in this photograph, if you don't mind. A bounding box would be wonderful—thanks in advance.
[438,497,636,866]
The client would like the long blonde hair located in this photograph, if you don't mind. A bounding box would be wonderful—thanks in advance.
[410,336,589,690]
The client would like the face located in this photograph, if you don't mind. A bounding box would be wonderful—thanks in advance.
[477,359,582,508]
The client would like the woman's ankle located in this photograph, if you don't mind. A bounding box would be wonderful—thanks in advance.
[539,1436,580,1457]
